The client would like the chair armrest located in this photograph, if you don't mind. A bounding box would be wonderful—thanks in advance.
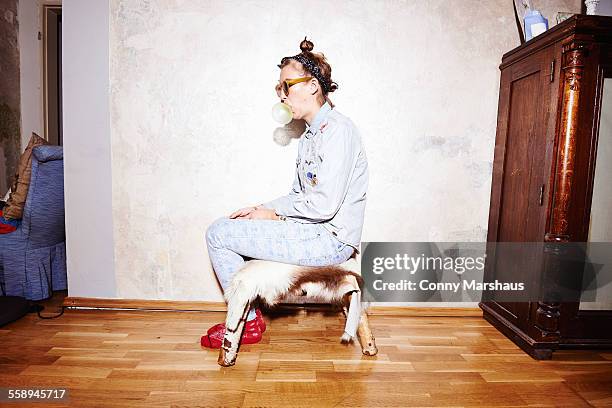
[33,146,63,162]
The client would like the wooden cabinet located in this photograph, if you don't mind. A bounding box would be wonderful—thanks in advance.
[480,15,612,359]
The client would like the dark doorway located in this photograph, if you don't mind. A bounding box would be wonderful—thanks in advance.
[43,5,62,146]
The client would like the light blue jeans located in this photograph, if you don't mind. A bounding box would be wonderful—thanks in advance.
[205,216,355,320]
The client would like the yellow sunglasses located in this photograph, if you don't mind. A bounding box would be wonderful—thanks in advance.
[275,76,313,97]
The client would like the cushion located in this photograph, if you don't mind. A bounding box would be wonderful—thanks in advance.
[2,133,49,220]
[0,209,20,234]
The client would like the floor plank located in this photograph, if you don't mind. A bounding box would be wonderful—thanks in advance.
[1,291,611,407]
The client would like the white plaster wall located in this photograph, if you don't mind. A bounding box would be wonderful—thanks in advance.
[589,78,612,242]
[595,0,612,15]
[63,0,117,298]
[581,79,612,311]
[108,0,580,302]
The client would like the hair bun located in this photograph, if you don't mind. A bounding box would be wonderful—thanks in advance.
[300,37,314,53]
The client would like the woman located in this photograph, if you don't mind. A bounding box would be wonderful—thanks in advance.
[201,38,369,348]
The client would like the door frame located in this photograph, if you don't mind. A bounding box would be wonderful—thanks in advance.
[41,1,62,145]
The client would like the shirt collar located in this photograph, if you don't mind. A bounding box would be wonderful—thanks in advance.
[304,101,332,138]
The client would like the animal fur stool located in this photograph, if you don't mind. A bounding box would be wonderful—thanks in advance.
[218,255,378,367]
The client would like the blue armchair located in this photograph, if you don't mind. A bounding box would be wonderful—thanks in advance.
[0,145,67,300]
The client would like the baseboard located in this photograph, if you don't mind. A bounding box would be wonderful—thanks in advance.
[63,296,482,317]
[367,306,482,317]
[62,297,228,312]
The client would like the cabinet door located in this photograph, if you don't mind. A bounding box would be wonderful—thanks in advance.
[484,46,557,329]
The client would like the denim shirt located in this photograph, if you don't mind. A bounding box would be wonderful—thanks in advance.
[262,102,369,254]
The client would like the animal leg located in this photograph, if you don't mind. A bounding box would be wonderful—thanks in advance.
[340,288,362,343]
[217,286,252,367]
[357,311,378,356]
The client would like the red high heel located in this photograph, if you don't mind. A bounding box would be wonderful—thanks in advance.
[255,309,267,332]
[200,318,262,349]
[206,308,266,335]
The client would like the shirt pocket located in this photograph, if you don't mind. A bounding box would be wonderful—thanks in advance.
[302,145,323,188]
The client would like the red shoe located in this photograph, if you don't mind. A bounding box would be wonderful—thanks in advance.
[206,309,266,335]
[201,318,262,349]
[255,309,266,332]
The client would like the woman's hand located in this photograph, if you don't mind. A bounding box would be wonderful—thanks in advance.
[229,206,258,219]
[229,206,280,220]
[247,208,279,220]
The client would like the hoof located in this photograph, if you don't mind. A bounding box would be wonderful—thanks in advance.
[217,348,236,367]
[218,359,235,367]
[340,333,353,344]
[361,341,378,356]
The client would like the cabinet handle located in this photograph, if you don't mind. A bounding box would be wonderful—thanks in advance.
[539,184,545,206]
[550,60,555,82]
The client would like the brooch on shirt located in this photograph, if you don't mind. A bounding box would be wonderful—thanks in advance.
[306,171,318,186]
[304,158,319,186]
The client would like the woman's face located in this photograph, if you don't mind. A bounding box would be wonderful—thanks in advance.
[277,62,318,121]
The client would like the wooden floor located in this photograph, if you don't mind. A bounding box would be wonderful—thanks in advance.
[1,292,612,407]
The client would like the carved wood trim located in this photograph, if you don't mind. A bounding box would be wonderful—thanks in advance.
[534,301,562,342]
[545,41,592,243]
[539,41,593,342]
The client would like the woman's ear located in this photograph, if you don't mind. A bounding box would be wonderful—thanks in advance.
[309,78,319,95]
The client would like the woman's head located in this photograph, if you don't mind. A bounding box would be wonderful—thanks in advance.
[276,38,338,122]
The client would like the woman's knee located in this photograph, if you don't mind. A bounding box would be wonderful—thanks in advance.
[205,216,231,247]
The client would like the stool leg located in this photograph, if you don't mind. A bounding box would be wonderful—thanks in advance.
[218,299,251,367]
[357,311,378,356]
